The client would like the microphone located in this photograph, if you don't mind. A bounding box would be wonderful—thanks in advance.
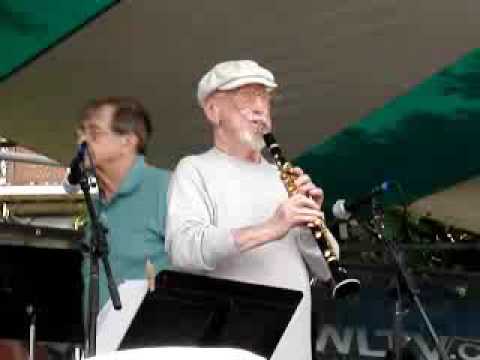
[68,142,87,184]
[332,181,391,220]
[63,142,87,193]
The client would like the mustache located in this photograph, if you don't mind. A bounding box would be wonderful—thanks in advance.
[253,122,270,134]
[238,108,271,132]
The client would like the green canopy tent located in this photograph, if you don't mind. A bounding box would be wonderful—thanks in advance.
[0,0,116,81]
[296,49,480,232]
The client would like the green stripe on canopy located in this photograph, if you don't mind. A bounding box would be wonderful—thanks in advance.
[0,0,116,80]
[295,49,480,209]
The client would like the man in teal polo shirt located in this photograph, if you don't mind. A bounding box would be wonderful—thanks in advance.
[77,97,170,308]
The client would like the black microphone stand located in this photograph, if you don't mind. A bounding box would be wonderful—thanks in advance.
[368,197,449,360]
[81,146,122,357]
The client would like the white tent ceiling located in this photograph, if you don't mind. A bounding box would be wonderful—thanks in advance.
[410,176,480,234]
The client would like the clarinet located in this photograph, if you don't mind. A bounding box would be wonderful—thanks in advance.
[263,133,360,299]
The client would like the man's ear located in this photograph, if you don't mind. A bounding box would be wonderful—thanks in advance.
[123,133,138,152]
[203,97,220,126]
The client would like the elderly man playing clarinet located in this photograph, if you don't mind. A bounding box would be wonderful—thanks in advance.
[166,60,340,360]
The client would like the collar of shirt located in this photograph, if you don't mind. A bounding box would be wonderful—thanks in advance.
[99,155,146,206]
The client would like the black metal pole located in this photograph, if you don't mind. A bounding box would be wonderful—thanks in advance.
[81,173,100,357]
[370,198,449,360]
[80,149,121,357]
[27,304,36,360]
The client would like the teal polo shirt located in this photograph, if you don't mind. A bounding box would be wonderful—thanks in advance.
[83,156,170,307]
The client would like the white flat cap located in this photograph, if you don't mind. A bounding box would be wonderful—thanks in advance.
[197,60,278,105]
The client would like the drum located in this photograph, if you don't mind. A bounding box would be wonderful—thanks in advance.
[89,347,265,360]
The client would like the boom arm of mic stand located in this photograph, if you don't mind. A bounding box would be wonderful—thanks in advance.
[368,198,449,360]
[80,168,122,357]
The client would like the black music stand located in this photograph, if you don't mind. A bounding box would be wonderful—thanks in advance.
[119,270,303,359]
[0,244,84,359]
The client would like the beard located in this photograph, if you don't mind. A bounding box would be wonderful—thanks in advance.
[239,131,265,152]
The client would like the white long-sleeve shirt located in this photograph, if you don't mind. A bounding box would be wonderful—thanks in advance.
[166,147,334,360]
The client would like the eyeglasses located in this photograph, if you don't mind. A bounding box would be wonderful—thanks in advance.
[76,126,114,142]
[229,87,272,109]
[219,87,273,117]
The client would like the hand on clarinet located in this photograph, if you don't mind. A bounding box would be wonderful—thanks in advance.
[232,192,324,251]
[268,193,325,240]
[283,167,324,205]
